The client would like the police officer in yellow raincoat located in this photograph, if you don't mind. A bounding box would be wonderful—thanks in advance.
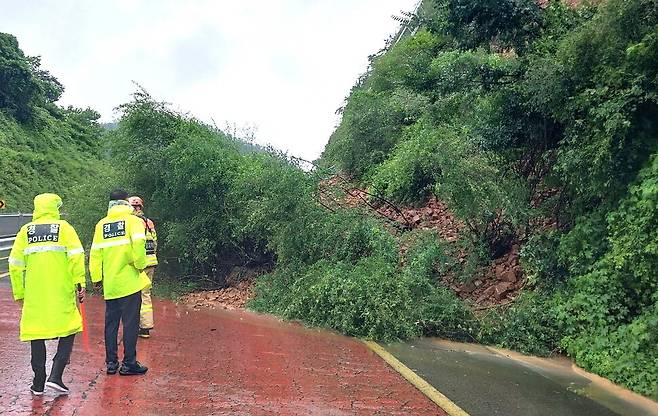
[90,189,150,376]
[8,193,86,395]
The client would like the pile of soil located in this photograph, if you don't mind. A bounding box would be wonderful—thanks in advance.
[319,176,463,240]
[178,279,254,310]
[178,266,265,310]
[444,245,525,308]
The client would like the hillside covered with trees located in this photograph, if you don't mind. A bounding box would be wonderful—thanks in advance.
[0,33,106,211]
[1,0,656,401]
[320,0,658,399]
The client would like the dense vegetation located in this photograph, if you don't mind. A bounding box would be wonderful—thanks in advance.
[0,33,105,211]
[3,0,657,400]
[100,91,472,341]
[321,0,658,399]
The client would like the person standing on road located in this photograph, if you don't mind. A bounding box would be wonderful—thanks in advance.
[8,193,86,395]
[128,196,157,339]
[90,189,150,376]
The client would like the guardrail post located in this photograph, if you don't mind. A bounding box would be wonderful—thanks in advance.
[0,214,33,277]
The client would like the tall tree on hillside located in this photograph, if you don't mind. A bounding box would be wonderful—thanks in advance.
[0,33,63,122]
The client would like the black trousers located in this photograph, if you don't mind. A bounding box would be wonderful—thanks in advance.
[31,334,75,378]
[105,291,141,366]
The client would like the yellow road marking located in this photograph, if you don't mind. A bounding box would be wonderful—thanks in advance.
[363,340,470,416]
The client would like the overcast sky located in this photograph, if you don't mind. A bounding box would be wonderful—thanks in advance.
[1,0,418,160]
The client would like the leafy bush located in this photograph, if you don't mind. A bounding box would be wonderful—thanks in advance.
[555,209,609,277]
[322,88,425,179]
[557,155,658,398]
[252,257,420,340]
[552,0,658,211]
[0,33,63,122]
[252,231,473,341]
[366,29,445,93]
[369,121,444,204]
[107,90,316,282]
[272,207,398,267]
[432,0,544,51]
[479,292,563,356]
[520,230,565,287]
[402,232,475,339]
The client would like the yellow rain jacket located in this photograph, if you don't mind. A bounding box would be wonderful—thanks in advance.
[8,193,85,341]
[90,202,150,300]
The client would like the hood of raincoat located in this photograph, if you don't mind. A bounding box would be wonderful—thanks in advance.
[107,200,134,217]
[33,193,62,221]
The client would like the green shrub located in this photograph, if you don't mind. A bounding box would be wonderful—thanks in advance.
[402,233,475,339]
[108,92,315,281]
[251,212,475,342]
[252,234,474,341]
[252,257,420,340]
[479,292,563,356]
[520,230,565,287]
[557,155,658,398]
[556,209,609,276]
[369,120,444,204]
[322,88,424,179]
[433,0,544,52]
[367,29,445,93]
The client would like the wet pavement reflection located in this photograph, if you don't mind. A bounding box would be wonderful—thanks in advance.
[384,338,658,416]
[0,282,443,416]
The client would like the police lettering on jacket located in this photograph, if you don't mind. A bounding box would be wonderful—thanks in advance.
[103,221,126,239]
[26,224,60,244]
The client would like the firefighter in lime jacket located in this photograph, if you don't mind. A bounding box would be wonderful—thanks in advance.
[90,189,150,376]
[8,193,86,395]
[128,196,157,338]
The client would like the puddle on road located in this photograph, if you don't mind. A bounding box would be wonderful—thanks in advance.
[385,338,658,416]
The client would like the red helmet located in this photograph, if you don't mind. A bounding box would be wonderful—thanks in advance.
[128,196,144,209]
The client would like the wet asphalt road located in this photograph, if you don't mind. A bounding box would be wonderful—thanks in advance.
[0,280,443,416]
[384,338,658,416]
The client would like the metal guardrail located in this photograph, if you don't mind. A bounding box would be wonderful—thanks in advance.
[0,214,32,277]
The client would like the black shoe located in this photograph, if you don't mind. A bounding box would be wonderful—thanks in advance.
[30,383,44,396]
[106,361,119,375]
[30,373,46,395]
[46,359,69,394]
[45,380,69,395]
[138,328,150,338]
[119,361,148,376]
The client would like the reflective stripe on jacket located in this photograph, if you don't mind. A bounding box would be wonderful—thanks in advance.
[90,202,150,300]
[8,193,85,342]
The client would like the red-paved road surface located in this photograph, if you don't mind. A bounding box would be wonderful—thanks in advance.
[0,284,444,415]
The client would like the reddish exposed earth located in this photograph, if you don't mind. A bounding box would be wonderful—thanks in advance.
[0,284,445,415]
[179,278,255,310]
[319,176,528,308]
